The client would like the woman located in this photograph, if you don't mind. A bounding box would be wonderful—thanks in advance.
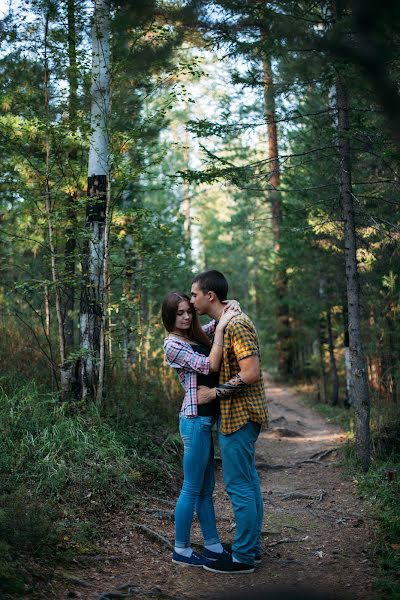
[162,291,239,568]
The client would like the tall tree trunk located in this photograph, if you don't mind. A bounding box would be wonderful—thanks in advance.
[383,302,397,403]
[61,0,79,398]
[121,189,137,378]
[67,0,78,129]
[80,0,111,400]
[43,11,64,392]
[335,73,371,470]
[326,307,339,405]
[262,52,292,377]
[183,126,191,260]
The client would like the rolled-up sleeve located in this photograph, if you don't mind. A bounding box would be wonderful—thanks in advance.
[164,340,210,374]
[229,320,259,361]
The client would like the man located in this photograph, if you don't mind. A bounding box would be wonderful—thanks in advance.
[190,270,268,574]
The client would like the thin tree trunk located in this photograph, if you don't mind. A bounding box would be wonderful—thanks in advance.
[335,73,371,470]
[342,299,353,407]
[67,0,78,129]
[44,282,51,339]
[43,11,64,391]
[183,126,191,258]
[384,302,397,403]
[122,242,137,376]
[80,0,111,400]
[262,51,292,377]
[326,307,339,405]
[61,0,79,398]
[97,175,111,403]
[43,282,57,391]
[318,318,328,403]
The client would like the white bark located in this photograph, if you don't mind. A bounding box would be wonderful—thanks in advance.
[80,0,111,400]
[88,0,110,177]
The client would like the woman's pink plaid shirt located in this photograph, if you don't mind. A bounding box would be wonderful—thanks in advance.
[163,321,216,417]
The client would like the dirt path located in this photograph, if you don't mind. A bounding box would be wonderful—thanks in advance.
[57,380,376,600]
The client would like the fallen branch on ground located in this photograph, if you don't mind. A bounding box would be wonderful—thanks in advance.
[140,508,174,520]
[256,447,339,472]
[77,555,121,563]
[278,489,326,501]
[266,536,308,547]
[308,448,338,461]
[257,458,330,470]
[133,523,173,549]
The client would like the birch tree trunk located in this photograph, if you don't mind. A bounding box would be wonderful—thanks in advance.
[80,0,111,400]
[262,52,292,377]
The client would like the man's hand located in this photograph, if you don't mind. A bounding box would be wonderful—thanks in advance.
[197,386,217,405]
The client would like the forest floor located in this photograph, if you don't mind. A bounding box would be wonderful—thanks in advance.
[51,378,377,600]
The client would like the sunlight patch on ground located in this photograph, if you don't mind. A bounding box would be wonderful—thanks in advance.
[260,430,346,445]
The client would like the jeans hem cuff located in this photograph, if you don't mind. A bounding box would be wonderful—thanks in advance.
[204,538,220,546]
[232,554,254,565]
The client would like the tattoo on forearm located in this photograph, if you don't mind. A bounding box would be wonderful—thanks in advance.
[215,374,249,398]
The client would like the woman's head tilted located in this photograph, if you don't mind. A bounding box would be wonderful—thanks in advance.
[161,291,210,346]
[161,291,192,332]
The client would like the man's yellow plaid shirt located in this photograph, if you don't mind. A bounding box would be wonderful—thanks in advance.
[219,313,268,435]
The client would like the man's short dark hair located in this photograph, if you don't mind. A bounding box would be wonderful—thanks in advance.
[192,270,228,301]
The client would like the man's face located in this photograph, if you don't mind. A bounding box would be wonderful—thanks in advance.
[191,282,211,316]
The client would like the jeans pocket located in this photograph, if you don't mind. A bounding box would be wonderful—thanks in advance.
[179,416,194,446]
[199,416,215,432]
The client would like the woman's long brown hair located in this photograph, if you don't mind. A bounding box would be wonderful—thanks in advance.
[161,291,211,347]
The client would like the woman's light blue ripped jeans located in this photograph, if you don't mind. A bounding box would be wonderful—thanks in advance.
[175,415,220,548]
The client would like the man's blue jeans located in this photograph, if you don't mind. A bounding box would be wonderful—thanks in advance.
[175,415,220,548]
[218,420,263,565]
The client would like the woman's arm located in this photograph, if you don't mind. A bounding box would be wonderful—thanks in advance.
[202,301,241,336]
[222,299,241,313]
[164,339,211,374]
[208,308,239,372]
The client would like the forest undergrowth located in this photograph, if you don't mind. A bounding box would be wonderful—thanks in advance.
[0,339,181,597]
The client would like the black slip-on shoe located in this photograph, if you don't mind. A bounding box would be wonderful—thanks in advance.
[203,555,255,574]
[202,547,232,560]
[222,543,262,564]
[172,550,208,567]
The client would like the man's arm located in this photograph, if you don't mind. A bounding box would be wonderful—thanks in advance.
[237,355,261,384]
[197,355,260,404]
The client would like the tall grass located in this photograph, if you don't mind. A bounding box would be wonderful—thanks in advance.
[0,374,182,595]
[1,378,160,501]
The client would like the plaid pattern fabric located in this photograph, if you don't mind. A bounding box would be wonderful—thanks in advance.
[219,313,268,435]
[163,320,216,417]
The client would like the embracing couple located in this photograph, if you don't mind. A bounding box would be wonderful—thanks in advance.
[162,270,268,574]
